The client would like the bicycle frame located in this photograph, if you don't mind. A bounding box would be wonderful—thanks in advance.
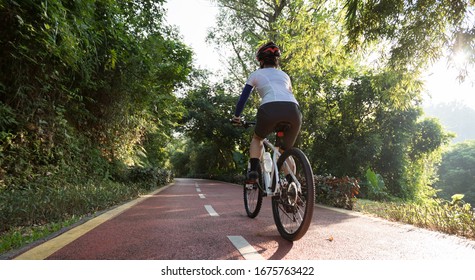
[239,118,314,241]
[261,138,301,197]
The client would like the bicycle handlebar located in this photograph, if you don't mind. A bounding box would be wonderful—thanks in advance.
[241,120,256,128]
[230,119,256,128]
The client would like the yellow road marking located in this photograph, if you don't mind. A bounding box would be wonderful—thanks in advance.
[14,183,174,260]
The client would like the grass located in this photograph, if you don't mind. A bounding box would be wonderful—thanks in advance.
[0,185,162,257]
[0,183,161,256]
[0,216,82,256]
[354,199,475,240]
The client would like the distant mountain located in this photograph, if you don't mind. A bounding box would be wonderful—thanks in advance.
[423,102,475,143]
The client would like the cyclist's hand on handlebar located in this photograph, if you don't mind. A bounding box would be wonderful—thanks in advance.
[231,115,242,126]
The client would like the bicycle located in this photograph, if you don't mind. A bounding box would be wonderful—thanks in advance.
[235,119,315,241]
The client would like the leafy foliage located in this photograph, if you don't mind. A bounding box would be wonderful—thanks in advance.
[437,140,475,206]
[127,167,174,188]
[1,0,192,173]
[356,197,475,240]
[0,0,191,235]
[205,0,452,202]
[0,217,81,255]
[344,0,475,81]
[0,169,173,234]
[361,168,390,201]
[172,71,248,179]
[315,175,360,210]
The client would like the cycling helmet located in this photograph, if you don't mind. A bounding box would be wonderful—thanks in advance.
[256,41,281,61]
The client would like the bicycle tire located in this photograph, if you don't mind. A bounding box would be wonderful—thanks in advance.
[272,148,315,241]
[243,165,263,218]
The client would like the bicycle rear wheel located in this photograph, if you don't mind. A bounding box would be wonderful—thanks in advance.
[243,165,263,218]
[272,148,314,241]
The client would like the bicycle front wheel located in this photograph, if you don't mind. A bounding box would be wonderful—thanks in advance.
[243,166,263,218]
[272,148,315,241]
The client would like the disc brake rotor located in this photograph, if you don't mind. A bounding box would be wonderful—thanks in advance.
[286,182,299,206]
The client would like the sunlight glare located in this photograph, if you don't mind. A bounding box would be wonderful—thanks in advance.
[423,57,475,110]
[451,50,469,69]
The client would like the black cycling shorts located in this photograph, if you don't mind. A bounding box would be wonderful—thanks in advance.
[254,101,302,150]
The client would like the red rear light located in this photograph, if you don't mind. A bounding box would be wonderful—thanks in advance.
[277,131,284,137]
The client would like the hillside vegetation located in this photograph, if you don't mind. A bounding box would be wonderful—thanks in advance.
[0,0,190,252]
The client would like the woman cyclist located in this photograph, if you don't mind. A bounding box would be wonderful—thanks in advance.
[231,41,302,183]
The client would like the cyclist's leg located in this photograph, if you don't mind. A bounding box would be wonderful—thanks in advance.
[247,104,275,181]
[280,103,302,150]
[249,134,264,159]
[282,154,296,177]
[254,103,275,140]
[247,134,263,182]
[277,102,302,177]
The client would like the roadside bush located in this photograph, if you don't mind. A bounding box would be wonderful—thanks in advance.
[359,168,391,201]
[315,175,360,210]
[0,167,174,234]
[356,195,475,239]
[0,180,135,233]
[209,173,244,184]
[127,166,174,189]
[386,195,475,237]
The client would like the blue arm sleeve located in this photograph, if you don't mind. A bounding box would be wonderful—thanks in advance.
[234,84,253,117]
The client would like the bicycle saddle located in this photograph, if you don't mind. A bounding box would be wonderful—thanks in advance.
[274,122,291,135]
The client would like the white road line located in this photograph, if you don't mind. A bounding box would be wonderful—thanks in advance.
[204,205,219,216]
[196,188,201,192]
[199,194,206,199]
[227,236,264,260]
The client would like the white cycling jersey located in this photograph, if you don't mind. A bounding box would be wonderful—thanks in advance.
[246,68,298,106]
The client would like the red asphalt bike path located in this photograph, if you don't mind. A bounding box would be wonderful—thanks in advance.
[12,178,475,260]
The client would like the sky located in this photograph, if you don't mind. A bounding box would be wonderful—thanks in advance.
[165,0,221,72]
[423,61,475,109]
[164,0,475,110]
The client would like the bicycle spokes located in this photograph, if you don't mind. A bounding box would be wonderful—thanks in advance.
[243,167,264,218]
[272,148,314,241]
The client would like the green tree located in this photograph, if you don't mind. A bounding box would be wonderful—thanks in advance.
[176,71,246,179]
[0,0,191,175]
[206,0,451,201]
[344,0,475,81]
[437,140,475,206]
[1,0,192,187]
[0,0,194,235]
